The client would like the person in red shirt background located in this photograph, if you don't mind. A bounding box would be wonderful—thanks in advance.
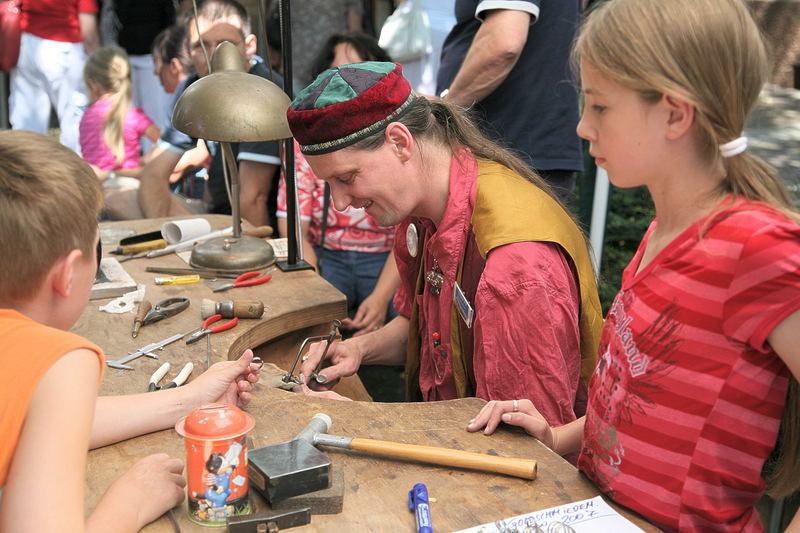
[9,0,99,155]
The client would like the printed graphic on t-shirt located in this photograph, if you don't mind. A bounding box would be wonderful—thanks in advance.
[582,292,680,491]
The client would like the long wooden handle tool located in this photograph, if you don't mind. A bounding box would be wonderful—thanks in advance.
[314,434,537,480]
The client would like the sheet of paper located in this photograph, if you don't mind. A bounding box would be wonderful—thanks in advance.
[453,495,645,533]
[268,238,288,258]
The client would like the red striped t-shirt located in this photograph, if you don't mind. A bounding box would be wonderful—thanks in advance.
[579,197,800,532]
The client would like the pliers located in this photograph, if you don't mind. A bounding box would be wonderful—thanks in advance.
[211,270,272,292]
[185,314,239,344]
[143,297,190,325]
[132,297,190,338]
[147,362,194,392]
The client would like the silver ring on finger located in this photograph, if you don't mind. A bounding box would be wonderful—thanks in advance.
[512,399,519,412]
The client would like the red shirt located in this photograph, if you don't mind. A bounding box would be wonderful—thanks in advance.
[21,0,98,43]
[393,151,582,426]
[579,198,800,532]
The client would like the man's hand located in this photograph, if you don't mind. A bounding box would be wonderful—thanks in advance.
[299,339,364,391]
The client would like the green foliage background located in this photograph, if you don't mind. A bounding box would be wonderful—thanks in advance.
[571,154,655,314]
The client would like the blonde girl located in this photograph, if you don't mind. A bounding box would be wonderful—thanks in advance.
[468,1,800,531]
[79,45,160,181]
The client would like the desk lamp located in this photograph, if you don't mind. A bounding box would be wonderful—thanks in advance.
[171,41,291,271]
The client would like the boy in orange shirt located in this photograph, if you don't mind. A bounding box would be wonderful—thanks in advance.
[0,130,261,532]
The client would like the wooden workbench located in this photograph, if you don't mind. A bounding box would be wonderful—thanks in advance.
[77,216,659,532]
[77,215,365,400]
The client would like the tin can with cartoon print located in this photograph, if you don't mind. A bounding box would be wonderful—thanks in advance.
[175,403,255,526]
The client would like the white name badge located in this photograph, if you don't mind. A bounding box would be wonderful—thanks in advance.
[453,282,474,328]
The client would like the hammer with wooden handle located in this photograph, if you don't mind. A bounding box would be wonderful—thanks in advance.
[307,413,537,480]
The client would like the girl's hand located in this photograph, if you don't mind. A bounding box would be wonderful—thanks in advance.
[466,399,555,450]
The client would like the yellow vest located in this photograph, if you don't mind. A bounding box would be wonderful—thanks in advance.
[405,160,603,400]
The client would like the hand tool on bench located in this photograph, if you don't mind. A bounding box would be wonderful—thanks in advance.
[107,327,200,370]
[248,413,538,505]
[185,314,239,345]
[145,225,273,258]
[147,362,194,391]
[145,266,241,279]
[282,320,341,386]
[200,298,265,319]
[210,270,272,293]
[141,297,190,328]
[131,299,152,338]
[226,508,311,533]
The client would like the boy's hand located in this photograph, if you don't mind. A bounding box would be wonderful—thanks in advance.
[187,349,262,407]
[102,453,185,530]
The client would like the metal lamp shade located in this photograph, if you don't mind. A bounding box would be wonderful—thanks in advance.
[171,41,290,271]
[171,42,291,143]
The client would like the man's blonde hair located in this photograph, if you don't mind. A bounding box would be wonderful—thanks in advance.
[0,131,103,302]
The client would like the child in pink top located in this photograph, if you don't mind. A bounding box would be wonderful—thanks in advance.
[79,45,159,177]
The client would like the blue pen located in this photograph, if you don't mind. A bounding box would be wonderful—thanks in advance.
[408,483,434,533]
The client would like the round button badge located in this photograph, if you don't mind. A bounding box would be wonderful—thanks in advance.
[406,223,419,257]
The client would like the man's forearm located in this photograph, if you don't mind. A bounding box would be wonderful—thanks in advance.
[443,10,530,107]
[238,161,275,226]
[138,148,185,218]
[354,315,409,366]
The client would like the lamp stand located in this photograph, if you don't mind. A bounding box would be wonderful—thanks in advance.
[190,142,276,271]
[276,0,313,272]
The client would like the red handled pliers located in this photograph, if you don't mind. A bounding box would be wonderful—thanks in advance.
[212,270,272,292]
[185,314,239,344]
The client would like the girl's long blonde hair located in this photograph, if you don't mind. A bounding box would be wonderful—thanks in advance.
[84,45,133,166]
[575,0,799,497]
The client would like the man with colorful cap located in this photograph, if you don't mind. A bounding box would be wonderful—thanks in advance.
[294,62,602,428]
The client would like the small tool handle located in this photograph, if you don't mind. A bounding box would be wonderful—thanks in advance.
[201,299,265,319]
[118,239,167,254]
[165,362,194,388]
[232,300,265,318]
[132,300,152,338]
[348,438,537,480]
[210,316,238,333]
[148,362,171,391]
[136,300,152,323]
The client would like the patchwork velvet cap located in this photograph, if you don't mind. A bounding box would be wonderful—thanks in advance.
[287,61,415,155]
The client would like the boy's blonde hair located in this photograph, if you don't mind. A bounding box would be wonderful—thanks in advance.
[0,131,103,302]
[84,45,133,166]
[575,0,797,224]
